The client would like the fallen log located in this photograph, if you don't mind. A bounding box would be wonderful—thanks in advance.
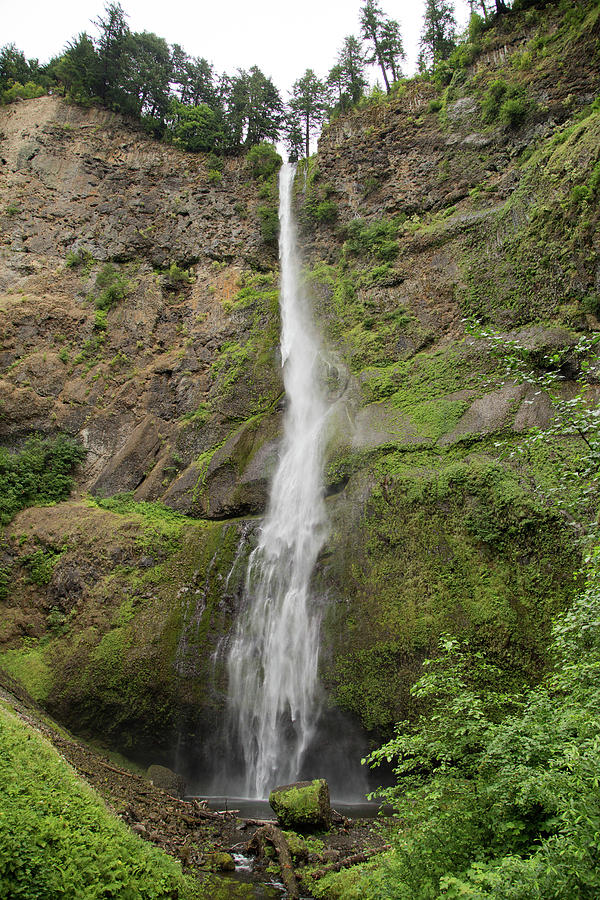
[307,844,391,879]
[247,824,299,900]
[243,818,278,826]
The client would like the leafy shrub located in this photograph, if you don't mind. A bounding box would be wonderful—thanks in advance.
[344,218,399,262]
[65,247,93,270]
[313,198,338,223]
[349,548,600,900]
[94,308,107,331]
[428,98,443,113]
[2,81,45,103]
[482,79,531,128]
[0,435,86,524]
[245,142,282,180]
[23,547,63,586]
[257,203,279,245]
[93,263,129,310]
[169,99,223,153]
[160,262,194,291]
[500,96,529,128]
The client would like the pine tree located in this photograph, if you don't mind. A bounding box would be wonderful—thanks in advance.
[289,69,327,158]
[94,2,130,105]
[419,0,457,71]
[338,35,368,106]
[359,0,404,93]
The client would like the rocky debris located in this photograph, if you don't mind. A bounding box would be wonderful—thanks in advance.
[269,779,331,831]
[147,764,187,799]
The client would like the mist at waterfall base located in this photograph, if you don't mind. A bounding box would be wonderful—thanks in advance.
[180,164,370,802]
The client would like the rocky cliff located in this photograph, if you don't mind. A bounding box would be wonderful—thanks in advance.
[1,0,599,782]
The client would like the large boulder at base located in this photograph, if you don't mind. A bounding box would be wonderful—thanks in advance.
[147,764,186,798]
[269,779,331,830]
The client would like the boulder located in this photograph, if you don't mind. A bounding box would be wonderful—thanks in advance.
[269,779,331,830]
[147,764,186,798]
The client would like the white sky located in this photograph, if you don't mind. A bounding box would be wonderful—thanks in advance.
[2,0,472,96]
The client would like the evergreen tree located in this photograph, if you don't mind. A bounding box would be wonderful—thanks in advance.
[221,67,282,153]
[283,111,304,163]
[419,0,457,71]
[127,31,172,121]
[94,2,130,105]
[359,0,404,93]
[338,35,368,106]
[289,69,327,158]
[51,34,101,100]
[0,44,42,91]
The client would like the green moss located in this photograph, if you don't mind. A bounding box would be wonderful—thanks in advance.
[0,643,53,701]
[322,452,581,734]
[269,779,330,829]
[457,106,600,323]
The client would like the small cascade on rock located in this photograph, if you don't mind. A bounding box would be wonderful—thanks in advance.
[225,162,329,799]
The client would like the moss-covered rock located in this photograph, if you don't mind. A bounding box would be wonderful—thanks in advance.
[269,780,331,830]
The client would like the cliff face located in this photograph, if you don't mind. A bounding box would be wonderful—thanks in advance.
[1,1,599,775]
[0,97,282,518]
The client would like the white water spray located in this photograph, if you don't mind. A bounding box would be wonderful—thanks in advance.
[226,163,329,799]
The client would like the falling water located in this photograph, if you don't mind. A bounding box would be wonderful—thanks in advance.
[226,162,329,799]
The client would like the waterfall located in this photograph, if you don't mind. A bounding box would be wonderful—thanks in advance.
[225,162,329,799]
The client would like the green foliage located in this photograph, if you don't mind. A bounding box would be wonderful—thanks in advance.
[288,69,328,158]
[0,435,85,525]
[23,547,63,586]
[257,203,279,245]
[93,262,129,310]
[482,78,532,128]
[65,247,93,270]
[160,261,194,291]
[344,218,399,261]
[499,95,529,128]
[169,100,223,153]
[468,323,600,521]
[359,0,404,94]
[245,142,282,180]
[0,704,200,899]
[94,308,108,331]
[348,550,600,898]
[1,80,46,103]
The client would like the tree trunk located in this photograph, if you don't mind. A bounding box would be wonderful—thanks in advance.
[246,824,299,900]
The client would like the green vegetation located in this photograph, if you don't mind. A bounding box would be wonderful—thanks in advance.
[0,435,85,525]
[481,77,532,127]
[344,218,399,262]
[93,262,130,310]
[245,142,282,180]
[23,546,64,586]
[322,553,600,898]
[0,704,200,898]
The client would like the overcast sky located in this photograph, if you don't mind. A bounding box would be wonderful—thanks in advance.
[3,0,471,95]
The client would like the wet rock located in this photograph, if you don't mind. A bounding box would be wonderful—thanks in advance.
[146,764,186,798]
[269,779,331,831]
[203,851,236,872]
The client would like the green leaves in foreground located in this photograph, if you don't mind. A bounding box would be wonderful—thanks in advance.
[354,553,600,899]
[0,705,200,899]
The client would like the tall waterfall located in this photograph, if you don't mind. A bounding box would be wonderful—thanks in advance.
[226,162,329,799]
